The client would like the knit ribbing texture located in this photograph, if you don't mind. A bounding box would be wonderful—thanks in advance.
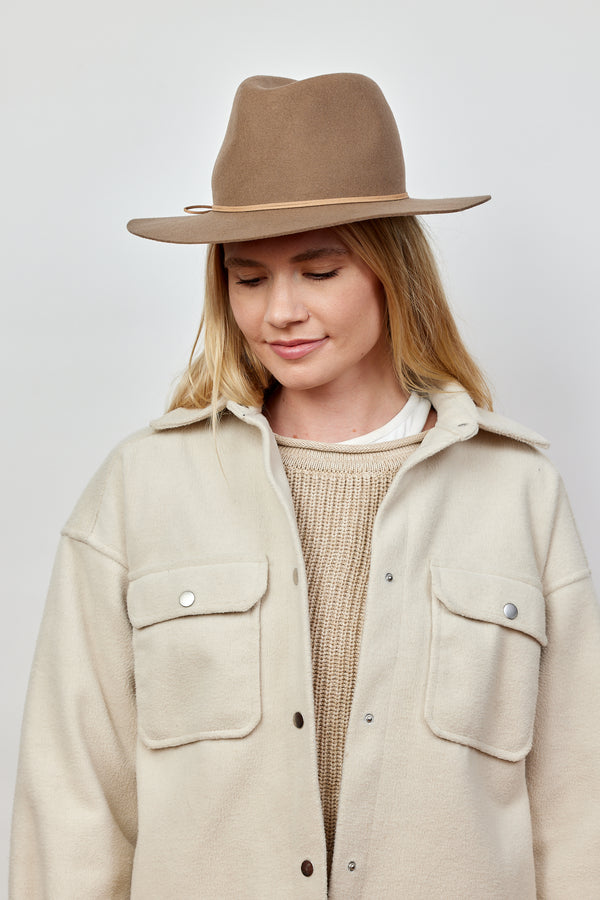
[276,432,425,877]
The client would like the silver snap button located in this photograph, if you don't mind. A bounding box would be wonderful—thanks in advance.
[364,713,374,724]
[385,572,393,582]
[348,860,356,872]
[179,591,195,608]
[293,567,299,585]
[503,603,518,620]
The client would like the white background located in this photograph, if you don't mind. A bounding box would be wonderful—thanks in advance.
[2,0,599,884]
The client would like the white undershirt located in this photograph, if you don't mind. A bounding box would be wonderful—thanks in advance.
[338,393,431,445]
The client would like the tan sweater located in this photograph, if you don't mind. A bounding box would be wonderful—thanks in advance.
[276,432,425,874]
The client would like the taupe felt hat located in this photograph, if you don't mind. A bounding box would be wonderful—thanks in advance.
[127,73,490,245]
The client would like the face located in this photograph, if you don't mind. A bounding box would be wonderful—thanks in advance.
[223,228,392,398]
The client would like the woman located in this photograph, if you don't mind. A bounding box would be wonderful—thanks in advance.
[10,73,599,898]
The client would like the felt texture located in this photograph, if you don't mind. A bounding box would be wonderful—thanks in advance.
[126,74,490,244]
[10,386,599,899]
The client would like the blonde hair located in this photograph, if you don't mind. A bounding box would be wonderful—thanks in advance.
[169,216,493,415]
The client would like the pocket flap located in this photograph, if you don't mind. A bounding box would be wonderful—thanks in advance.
[127,559,268,629]
[431,565,547,647]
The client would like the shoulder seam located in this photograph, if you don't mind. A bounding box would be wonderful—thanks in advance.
[68,426,155,543]
[61,529,128,570]
[82,451,119,543]
[544,568,592,597]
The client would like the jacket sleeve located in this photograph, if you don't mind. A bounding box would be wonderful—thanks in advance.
[526,478,600,897]
[10,519,137,895]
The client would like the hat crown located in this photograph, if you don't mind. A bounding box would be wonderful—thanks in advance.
[211,73,406,207]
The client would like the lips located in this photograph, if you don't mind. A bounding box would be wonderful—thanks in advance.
[267,337,328,360]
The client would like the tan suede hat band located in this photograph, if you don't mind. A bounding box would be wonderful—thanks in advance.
[127,73,490,245]
[184,192,410,214]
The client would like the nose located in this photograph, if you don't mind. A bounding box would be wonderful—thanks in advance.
[263,278,309,328]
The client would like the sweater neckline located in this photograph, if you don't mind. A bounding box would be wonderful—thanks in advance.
[275,429,427,455]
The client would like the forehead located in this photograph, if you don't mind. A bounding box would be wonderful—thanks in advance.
[222,228,348,265]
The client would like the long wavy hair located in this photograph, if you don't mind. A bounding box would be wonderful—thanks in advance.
[169,216,493,417]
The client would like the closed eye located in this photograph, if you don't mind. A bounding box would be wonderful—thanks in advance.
[235,276,263,287]
[304,269,340,281]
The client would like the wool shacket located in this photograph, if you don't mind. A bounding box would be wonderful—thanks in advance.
[11,386,600,899]
[276,431,426,876]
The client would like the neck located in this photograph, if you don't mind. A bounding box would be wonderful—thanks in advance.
[264,367,410,442]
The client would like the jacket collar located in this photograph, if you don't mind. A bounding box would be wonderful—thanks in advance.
[150,399,260,431]
[427,386,549,448]
[149,385,549,450]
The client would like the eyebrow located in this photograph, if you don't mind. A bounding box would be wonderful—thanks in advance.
[223,247,349,268]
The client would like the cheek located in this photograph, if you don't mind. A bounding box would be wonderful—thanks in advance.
[228,296,255,342]
[342,283,386,341]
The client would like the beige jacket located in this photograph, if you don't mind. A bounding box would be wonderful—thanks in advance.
[10,387,600,899]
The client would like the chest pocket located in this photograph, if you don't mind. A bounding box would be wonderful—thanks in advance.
[425,564,547,761]
[127,559,267,749]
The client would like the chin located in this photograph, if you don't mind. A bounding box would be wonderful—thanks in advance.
[274,378,324,392]
[270,371,332,392]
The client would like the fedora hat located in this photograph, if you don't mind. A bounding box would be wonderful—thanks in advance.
[127,73,490,245]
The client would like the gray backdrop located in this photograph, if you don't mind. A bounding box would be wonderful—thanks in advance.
[2,0,599,885]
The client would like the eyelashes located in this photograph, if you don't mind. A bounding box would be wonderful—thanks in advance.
[235,269,341,287]
[308,270,340,281]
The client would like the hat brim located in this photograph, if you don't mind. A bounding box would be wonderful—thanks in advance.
[126,195,491,244]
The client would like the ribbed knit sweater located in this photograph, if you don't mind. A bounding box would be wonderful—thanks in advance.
[276,432,426,876]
